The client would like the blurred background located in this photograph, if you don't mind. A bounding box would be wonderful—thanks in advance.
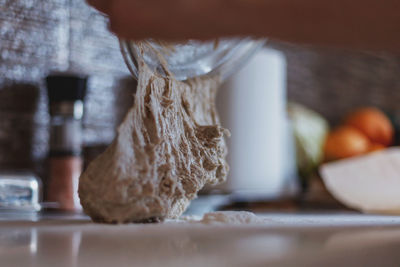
[1,0,400,212]
[0,0,132,179]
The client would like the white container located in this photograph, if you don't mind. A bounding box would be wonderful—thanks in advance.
[216,48,298,199]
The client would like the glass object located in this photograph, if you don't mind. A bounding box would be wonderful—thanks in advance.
[0,172,42,212]
[120,38,266,81]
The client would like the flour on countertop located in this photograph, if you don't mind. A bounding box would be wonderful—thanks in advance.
[78,60,229,223]
[179,211,266,225]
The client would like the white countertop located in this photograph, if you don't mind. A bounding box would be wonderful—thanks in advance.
[1,212,400,267]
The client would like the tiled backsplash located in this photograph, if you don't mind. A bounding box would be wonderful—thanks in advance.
[272,42,400,124]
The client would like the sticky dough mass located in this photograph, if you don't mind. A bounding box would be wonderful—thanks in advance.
[78,61,229,223]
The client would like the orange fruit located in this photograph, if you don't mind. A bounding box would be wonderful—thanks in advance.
[324,126,370,161]
[344,107,393,146]
[368,143,386,153]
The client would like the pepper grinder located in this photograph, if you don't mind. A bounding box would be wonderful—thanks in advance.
[46,74,87,211]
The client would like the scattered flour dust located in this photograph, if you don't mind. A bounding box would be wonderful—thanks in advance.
[179,211,266,225]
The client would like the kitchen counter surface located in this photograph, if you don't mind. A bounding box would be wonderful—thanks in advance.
[1,212,400,267]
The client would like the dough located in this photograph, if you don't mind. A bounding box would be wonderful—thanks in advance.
[178,211,265,225]
[79,60,229,223]
[200,211,264,225]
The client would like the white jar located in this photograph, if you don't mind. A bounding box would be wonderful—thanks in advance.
[216,47,299,199]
